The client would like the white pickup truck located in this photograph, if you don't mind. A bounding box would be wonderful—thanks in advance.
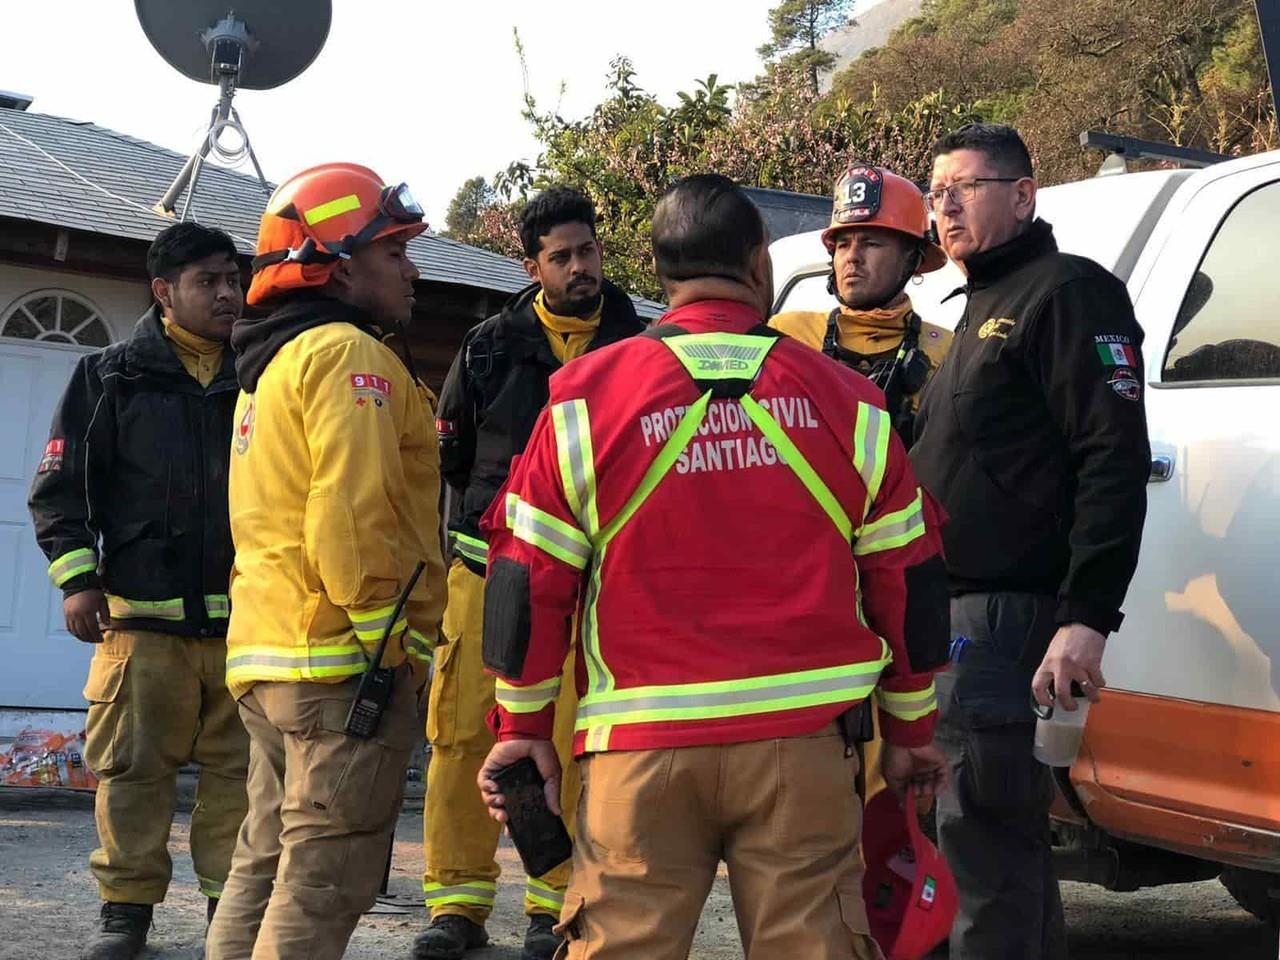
[770,149,1280,921]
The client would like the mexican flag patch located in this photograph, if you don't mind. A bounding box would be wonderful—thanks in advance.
[1096,341,1136,367]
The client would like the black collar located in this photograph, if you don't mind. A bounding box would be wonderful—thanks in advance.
[960,218,1058,288]
[123,305,236,386]
[502,278,644,365]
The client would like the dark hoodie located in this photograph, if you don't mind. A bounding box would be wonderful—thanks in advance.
[232,294,391,393]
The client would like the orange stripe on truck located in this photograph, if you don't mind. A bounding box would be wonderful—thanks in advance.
[1066,690,1280,870]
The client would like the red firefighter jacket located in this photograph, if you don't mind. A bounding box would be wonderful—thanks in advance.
[481,299,946,755]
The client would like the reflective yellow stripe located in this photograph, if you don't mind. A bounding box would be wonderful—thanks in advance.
[423,880,497,907]
[450,531,489,566]
[48,548,97,587]
[852,402,891,519]
[854,489,926,556]
[506,493,592,569]
[580,548,616,698]
[574,658,888,731]
[740,394,851,540]
[525,877,565,909]
[347,603,408,643]
[225,644,369,683]
[304,192,361,225]
[551,399,599,537]
[496,676,560,714]
[198,875,224,898]
[107,595,185,621]
[879,682,938,721]
[404,628,436,663]
[205,593,231,619]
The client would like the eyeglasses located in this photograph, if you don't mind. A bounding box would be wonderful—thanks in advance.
[925,178,1019,211]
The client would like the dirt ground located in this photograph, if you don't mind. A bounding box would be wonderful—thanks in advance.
[1,786,1276,960]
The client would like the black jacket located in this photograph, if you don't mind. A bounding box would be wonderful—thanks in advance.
[438,280,645,574]
[910,220,1150,635]
[29,306,238,637]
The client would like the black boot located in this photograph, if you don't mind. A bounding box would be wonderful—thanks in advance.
[411,914,489,960]
[522,913,564,960]
[207,896,218,927]
[79,902,151,960]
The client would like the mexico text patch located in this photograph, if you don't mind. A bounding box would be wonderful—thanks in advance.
[1096,335,1137,367]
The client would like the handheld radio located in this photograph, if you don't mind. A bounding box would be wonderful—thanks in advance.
[344,560,426,739]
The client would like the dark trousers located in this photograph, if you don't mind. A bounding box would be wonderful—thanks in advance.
[935,593,1068,960]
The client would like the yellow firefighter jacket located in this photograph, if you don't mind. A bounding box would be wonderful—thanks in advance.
[225,306,445,700]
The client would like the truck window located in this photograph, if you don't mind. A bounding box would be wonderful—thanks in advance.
[1164,181,1280,383]
[774,272,835,315]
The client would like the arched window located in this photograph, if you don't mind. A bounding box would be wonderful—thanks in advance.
[1,290,112,347]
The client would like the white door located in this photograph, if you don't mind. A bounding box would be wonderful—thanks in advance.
[0,339,95,708]
[1115,160,1280,711]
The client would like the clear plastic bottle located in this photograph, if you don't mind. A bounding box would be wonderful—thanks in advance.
[1032,681,1091,767]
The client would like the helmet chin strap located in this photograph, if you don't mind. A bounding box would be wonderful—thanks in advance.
[829,245,924,312]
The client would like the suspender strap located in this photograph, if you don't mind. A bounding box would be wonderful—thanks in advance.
[823,308,842,359]
[594,390,712,549]
[588,327,852,549]
[738,395,852,540]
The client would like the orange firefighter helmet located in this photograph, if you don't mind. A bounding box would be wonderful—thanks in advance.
[247,162,428,306]
[821,164,947,273]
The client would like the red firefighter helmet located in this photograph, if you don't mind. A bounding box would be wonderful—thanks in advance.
[247,162,427,306]
[862,789,959,959]
[821,164,947,273]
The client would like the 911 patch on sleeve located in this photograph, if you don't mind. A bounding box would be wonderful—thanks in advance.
[38,438,64,473]
[351,373,393,408]
[436,418,457,438]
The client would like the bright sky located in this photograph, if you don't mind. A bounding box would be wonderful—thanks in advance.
[2,0,798,227]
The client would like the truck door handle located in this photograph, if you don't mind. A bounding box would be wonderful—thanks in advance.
[1150,455,1174,482]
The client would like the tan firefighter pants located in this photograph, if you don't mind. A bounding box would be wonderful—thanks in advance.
[555,727,883,960]
[205,667,417,960]
[422,561,580,923]
[82,629,248,904]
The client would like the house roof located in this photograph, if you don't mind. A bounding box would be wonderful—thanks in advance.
[0,105,664,316]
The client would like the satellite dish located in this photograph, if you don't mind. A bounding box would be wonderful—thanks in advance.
[135,0,331,91]
[135,0,333,218]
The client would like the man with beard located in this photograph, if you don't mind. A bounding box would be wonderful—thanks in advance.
[771,164,951,444]
[415,186,644,960]
[30,222,248,959]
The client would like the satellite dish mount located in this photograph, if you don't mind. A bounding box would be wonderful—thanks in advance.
[135,1,332,220]
[158,12,271,219]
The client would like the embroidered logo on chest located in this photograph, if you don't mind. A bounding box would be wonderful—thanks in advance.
[978,318,1017,340]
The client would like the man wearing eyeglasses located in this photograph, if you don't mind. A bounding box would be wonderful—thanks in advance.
[911,124,1150,959]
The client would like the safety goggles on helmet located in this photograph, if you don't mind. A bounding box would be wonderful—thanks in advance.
[252,182,425,273]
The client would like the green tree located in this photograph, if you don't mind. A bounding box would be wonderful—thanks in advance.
[443,175,495,242]
[458,53,978,300]
[758,0,856,95]
[830,0,1274,184]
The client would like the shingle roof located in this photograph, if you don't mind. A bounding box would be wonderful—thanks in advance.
[0,106,664,316]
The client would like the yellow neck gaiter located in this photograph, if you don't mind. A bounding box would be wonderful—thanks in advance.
[533,290,602,364]
[163,314,225,388]
[835,297,914,356]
